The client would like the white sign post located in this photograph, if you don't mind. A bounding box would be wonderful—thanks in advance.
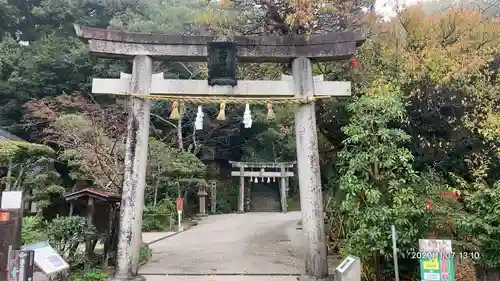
[176,197,184,232]
[177,211,183,232]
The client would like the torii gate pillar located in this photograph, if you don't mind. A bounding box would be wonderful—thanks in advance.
[293,57,328,278]
[116,56,152,281]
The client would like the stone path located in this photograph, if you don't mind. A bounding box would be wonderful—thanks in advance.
[140,211,305,280]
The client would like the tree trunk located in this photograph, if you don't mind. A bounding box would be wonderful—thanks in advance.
[5,158,12,191]
[177,105,184,150]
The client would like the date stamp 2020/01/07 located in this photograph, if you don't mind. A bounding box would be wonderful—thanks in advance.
[409,251,480,260]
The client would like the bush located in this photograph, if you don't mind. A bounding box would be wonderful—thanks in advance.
[71,269,107,281]
[21,216,44,245]
[142,199,175,232]
[215,180,238,213]
[139,243,152,264]
[44,216,97,267]
[142,215,164,232]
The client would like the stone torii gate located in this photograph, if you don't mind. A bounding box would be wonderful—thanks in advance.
[75,24,363,281]
[229,161,295,213]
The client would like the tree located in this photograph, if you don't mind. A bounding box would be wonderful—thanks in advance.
[333,81,446,277]
[0,140,65,213]
[455,181,500,267]
[324,5,500,272]
[198,0,375,36]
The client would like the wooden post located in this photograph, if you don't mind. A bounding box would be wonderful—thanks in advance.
[104,204,116,268]
[374,250,383,281]
[114,55,152,281]
[210,181,217,214]
[85,197,94,270]
[280,165,287,213]
[0,209,22,281]
[69,201,74,216]
[239,166,245,213]
[197,185,207,217]
[292,57,328,278]
[285,177,290,200]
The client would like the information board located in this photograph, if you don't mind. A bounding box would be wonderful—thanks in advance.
[419,239,455,281]
[22,242,69,275]
[1,191,23,209]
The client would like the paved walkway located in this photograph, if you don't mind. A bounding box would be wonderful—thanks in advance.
[142,231,177,245]
[140,212,305,280]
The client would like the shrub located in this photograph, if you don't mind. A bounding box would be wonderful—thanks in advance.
[142,199,175,232]
[71,269,107,281]
[44,216,97,267]
[21,215,44,245]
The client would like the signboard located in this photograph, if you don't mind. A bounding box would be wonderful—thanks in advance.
[1,191,23,209]
[22,242,69,275]
[419,239,455,281]
[176,197,184,212]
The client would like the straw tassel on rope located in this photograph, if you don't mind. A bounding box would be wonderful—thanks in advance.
[170,101,180,120]
[266,102,275,120]
[216,103,226,120]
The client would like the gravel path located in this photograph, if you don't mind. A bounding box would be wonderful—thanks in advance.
[139,211,305,276]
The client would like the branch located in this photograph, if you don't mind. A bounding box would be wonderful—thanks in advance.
[151,113,178,129]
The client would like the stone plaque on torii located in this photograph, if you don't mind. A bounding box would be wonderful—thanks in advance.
[75,24,364,281]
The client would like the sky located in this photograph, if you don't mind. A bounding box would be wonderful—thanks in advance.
[375,0,423,18]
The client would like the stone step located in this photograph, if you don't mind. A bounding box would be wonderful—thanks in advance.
[251,204,281,210]
[250,190,282,212]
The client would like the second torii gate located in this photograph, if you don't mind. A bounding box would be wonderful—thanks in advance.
[229,161,296,213]
[76,24,363,281]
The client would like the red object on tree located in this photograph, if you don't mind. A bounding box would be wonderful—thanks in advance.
[426,199,433,210]
[351,57,361,69]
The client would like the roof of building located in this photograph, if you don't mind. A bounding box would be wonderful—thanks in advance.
[64,188,121,203]
[0,129,25,142]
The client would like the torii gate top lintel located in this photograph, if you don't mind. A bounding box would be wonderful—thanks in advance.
[73,24,365,62]
[229,161,296,169]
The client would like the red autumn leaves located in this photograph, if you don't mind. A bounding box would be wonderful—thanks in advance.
[426,191,461,210]
[351,57,361,69]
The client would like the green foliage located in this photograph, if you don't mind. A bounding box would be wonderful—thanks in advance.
[149,138,206,178]
[71,269,108,281]
[0,140,54,161]
[44,216,97,267]
[455,182,500,266]
[0,140,65,212]
[242,106,296,162]
[139,244,153,264]
[142,199,176,232]
[214,180,239,213]
[21,216,44,245]
[335,82,440,262]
